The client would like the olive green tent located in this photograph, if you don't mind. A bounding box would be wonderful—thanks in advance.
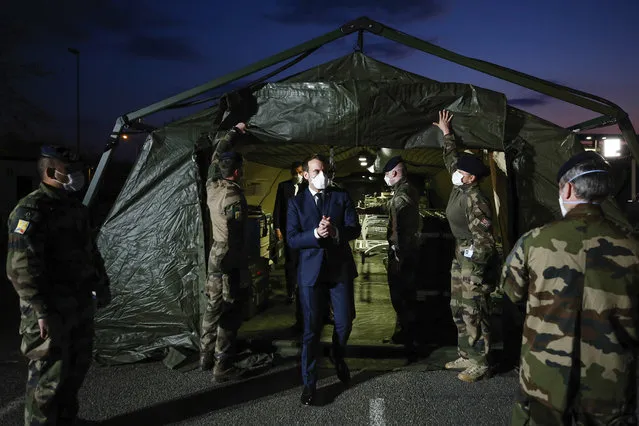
[89,17,637,365]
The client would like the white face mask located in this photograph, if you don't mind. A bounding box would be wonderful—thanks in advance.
[384,175,392,187]
[295,174,304,184]
[55,170,85,192]
[311,171,328,190]
[558,196,568,217]
[452,170,464,186]
[558,186,590,217]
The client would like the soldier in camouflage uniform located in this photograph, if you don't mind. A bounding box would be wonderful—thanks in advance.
[383,156,421,360]
[433,110,497,382]
[200,122,250,382]
[6,145,111,426]
[501,151,639,425]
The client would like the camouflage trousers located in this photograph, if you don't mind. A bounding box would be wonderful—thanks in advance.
[19,299,94,426]
[200,267,247,361]
[511,392,638,426]
[450,247,493,366]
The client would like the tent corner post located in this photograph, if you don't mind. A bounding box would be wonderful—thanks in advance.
[631,157,637,203]
[617,114,639,164]
[82,117,126,207]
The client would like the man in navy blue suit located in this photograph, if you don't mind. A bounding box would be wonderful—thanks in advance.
[286,154,361,406]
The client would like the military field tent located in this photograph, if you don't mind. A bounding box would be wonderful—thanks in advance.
[90,18,636,365]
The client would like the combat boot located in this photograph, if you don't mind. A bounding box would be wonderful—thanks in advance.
[444,357,474,370]
[213,358,244,382]
[458,363,490,382]
[200,352,215,371]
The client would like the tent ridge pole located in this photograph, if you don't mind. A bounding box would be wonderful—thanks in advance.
[125,28,348,123]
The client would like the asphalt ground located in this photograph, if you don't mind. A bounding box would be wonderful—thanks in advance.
[0,266,522,425]
[1,343,521,425]
[1,265,637,425]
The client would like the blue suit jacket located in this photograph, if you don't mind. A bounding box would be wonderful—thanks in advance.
[286,187,361,287]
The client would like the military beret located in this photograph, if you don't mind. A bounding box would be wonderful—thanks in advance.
[220,151,243,164]
[40,145,79,163]
[457,154,489,178]
[556,151,609,182]
[383,156,403,173]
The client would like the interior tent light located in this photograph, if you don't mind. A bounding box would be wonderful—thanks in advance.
[601,136,607,140]
[359,152,367,162]
[603,138,621,158]
[360,161,368,167]
[586,136,592,140]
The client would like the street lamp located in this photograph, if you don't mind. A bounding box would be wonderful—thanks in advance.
[67,47,80,155]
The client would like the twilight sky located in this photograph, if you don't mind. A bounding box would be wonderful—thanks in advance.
[5,0,639,162]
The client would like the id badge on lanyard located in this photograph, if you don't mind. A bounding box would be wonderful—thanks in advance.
[463,245,474,259]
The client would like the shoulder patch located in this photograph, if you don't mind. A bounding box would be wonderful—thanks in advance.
[14,219,30,234]
[225,201,243,220]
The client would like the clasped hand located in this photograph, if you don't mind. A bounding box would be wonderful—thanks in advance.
[317,216,336,238]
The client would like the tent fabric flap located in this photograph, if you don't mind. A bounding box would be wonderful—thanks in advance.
[246,79,507,151]
[93,128,206,365]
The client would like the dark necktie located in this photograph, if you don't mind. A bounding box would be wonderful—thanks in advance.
[315,192,325,215]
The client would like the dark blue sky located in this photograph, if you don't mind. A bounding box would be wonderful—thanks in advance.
[7,0,639,162]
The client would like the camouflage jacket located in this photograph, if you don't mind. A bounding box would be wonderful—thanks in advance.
[387,177,421,256]
[500,204,639,413]
[207,127,241,182]
[207,178,248,273]
[206,128,248,274]
[443,133,495,264]
[6,183,110,319]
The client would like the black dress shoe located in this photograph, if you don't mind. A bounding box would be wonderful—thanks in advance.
[300,385,316,405]
[335,360,351,385]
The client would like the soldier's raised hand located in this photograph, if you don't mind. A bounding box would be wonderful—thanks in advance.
[432,110,453,136]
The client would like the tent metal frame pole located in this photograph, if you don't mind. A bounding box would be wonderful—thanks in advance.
[84,16,639,207]
[83,28,349,207]
[125,29,347,123]
[567,115,618,132]
[372,20,639,162]
[631,157,637,203]
[83,118,125,206]
[617,115,639,166]
[377,25,621,116]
